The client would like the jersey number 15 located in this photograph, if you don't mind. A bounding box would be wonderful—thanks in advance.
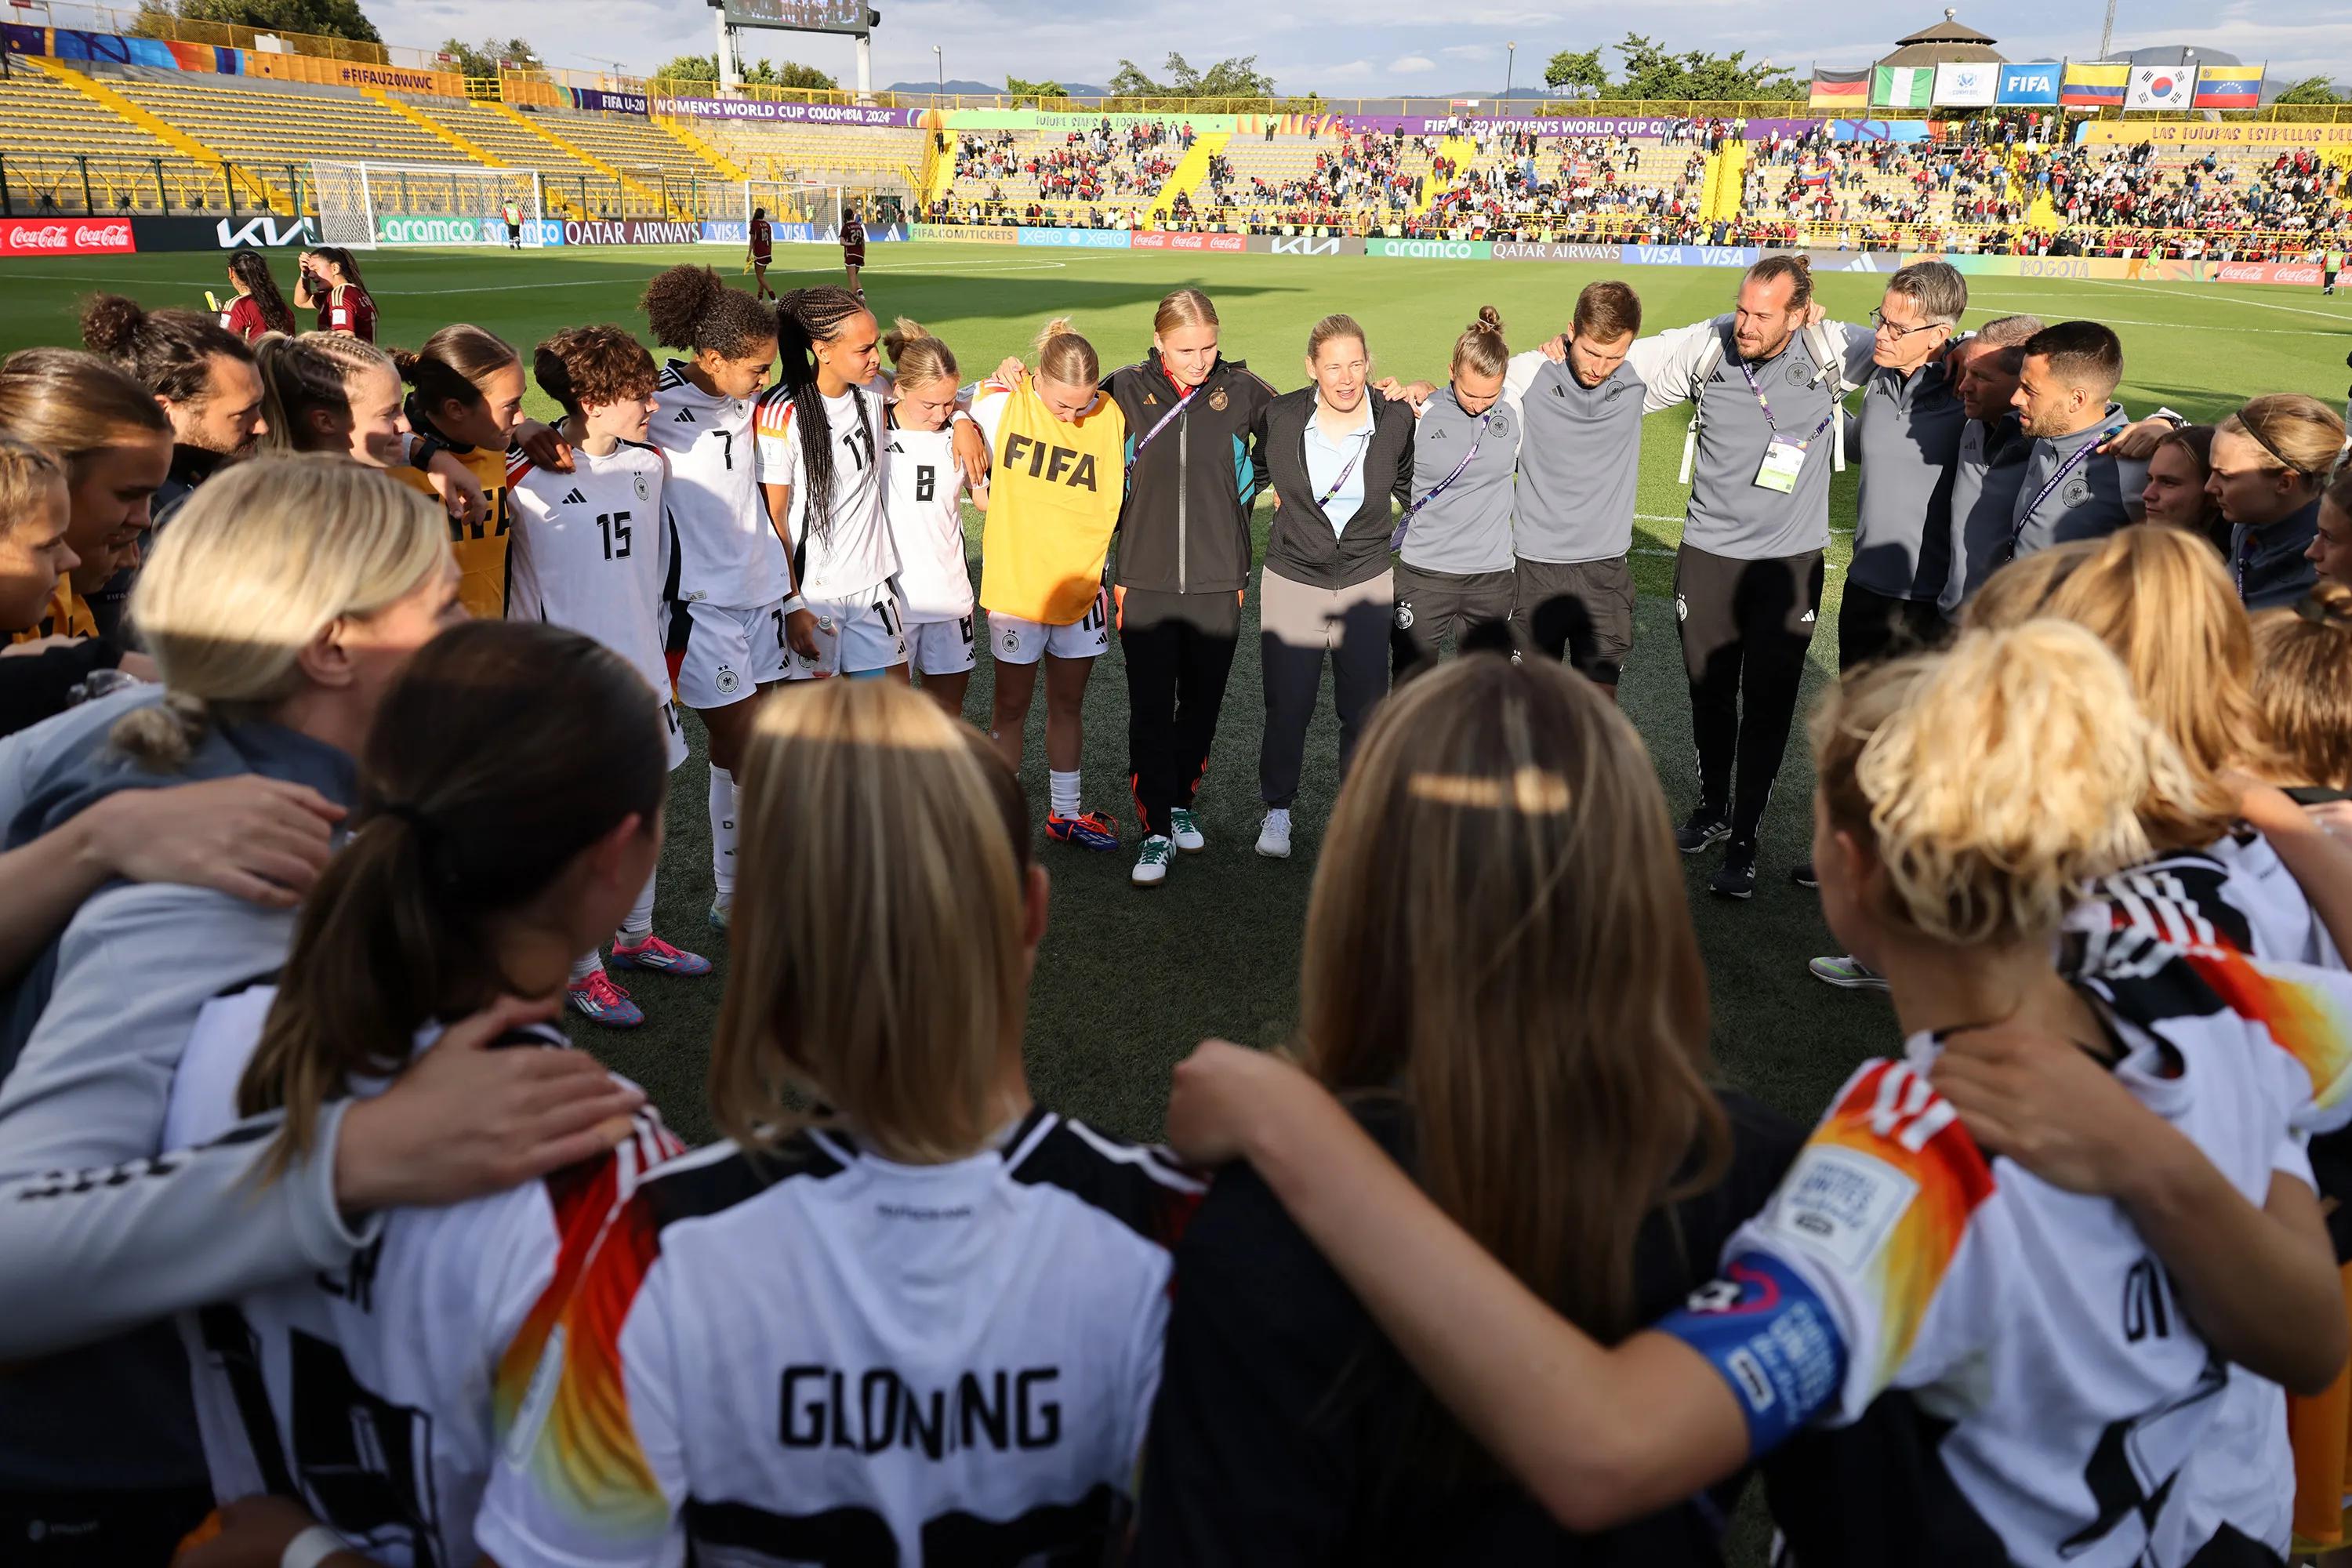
[597,510,633,561]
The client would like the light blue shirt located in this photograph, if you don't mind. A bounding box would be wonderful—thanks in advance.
[1301,397,1376,538]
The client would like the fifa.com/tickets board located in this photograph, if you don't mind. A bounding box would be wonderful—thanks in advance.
[713,0,872,34]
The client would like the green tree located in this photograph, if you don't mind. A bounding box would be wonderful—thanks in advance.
[1006,74,1069,106]
[1544,45,1608,97]
[2274,75,2347,105]
[1108,53,1275,100]
[654,53,720,82]
[649,53,832,89]
[140,0,382,41]
[437,36,541,78]
[766,60,837,89]
[1602,32,1802,101]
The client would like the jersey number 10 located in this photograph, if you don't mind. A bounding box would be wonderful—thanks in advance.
[597,510,633,561]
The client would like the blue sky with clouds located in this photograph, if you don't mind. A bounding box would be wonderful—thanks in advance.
[392,0,2351,90]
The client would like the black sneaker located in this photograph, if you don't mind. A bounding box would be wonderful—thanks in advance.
[1675,808,1732,855]
[1791,861,1819,889]
[1711,841,1759,900]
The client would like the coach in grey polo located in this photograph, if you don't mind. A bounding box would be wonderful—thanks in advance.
[1391,378,1525,677]
[1633,254,1874,899]
[2008,321,2147,557]
[1504,279,1683,692]
[1842,263,1969,670]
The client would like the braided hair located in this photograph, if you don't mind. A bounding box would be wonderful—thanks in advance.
[775,287,873,546]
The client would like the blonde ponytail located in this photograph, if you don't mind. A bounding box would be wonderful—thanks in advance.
[1033,318,1098,386]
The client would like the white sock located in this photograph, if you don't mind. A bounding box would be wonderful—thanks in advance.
[615,869,657,946]
[710,767,738,902]
[1049,769,1081,818]
[568,952,604,983]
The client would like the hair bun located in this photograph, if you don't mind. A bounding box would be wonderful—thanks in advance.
[78,293,147,359]
[387,347,423,382]
[1473,305,1504,334]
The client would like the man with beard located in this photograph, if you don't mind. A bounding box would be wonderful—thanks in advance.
[76,296,263,637]
[1937,314,2042,619]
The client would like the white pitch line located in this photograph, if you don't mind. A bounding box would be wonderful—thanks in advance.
[2071,274,2352,324]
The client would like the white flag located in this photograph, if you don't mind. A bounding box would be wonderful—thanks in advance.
[2125,64,2194,111]
[1933,61,1998,106]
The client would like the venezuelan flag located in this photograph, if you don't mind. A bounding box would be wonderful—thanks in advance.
[2192,64,2264,110]
[2061,62,2129,107]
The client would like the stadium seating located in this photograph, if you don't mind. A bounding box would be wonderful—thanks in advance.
[107,73,461,213]
[534,108,735,214]
[405,97,619,217]
[0,67,223,215]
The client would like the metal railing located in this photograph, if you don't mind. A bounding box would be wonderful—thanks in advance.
[34,0,387,64]
[0,151,303,215]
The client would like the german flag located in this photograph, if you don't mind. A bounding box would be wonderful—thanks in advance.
[1810,67,1869,110]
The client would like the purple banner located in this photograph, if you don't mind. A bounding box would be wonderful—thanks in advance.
[1333,114,1821,139]
[570,87,648,117]
[561,217,708,246]
[655,96,924,127]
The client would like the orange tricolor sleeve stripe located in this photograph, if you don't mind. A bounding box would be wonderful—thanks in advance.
[1806,1060,1995,1392]
[524,1189,670,1536]
[2177,943,2352,1118]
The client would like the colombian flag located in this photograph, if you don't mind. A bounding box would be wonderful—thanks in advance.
[2192,64,2264,110]
[2060,62,2129,107]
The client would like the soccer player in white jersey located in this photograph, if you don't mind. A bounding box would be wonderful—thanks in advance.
[477,681,1202,1568]
[1160,622,2350,1567]
[162,621,680,1568]
[755,287,906,682]
[509,325,713,1029]
[637,265,782,933]
[879,318,978,718]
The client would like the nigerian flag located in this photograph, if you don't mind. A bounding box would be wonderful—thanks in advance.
[1871,64,1933,107]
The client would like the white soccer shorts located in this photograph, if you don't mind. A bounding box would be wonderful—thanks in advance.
[784,589,909,680]
[906,614,978,677]
[986,589,1112,666]
[671,597,789,710]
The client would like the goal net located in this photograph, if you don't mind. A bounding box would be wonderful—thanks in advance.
[308,161,546,251]
[745,180,844,241]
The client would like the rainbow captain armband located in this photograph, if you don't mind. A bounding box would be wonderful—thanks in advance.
[1657,1251,1848,1457]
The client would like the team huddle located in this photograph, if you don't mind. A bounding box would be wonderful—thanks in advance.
[3,238,2352,1568]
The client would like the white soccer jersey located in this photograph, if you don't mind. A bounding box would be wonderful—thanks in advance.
[476,1109,1204,1568]
[882,417,973,624]
[506,441,674,712]
[651,361,786,609]
[1664,892,2352,1567]
[163,986,677,1568]
[753,378,895,602]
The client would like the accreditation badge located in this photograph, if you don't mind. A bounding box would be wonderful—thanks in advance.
[1754,437,1806,495]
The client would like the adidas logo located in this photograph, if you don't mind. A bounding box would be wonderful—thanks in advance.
[1429,428,1446,441]
[673,408,696,424]
[1799,609,1817,624]
[561,487,586,505]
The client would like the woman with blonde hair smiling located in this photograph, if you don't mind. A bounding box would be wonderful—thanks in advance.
[476,677,1201,1567]
[2207,394,2346,610]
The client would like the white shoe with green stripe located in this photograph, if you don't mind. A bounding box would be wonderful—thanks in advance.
[1807,954,1889,991]
[1171,808,1206,852]
[1132,835,1174,887]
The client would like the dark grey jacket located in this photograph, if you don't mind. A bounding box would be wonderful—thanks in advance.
[1261,387,1417,590]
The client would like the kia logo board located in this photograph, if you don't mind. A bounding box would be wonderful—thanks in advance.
[2,220,134,255]
[1247,234,1367,256]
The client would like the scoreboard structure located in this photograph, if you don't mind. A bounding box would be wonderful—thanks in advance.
[707,0,883,93]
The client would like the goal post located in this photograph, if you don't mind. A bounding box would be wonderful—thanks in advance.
[744,179,843,241]
[307,161,546,251]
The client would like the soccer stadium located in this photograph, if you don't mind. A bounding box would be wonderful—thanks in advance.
[1,0,2351,1559]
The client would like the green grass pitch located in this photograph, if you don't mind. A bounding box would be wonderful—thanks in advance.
[3,238,2347,1560]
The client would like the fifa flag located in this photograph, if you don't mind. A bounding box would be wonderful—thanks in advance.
[2125,64,2194,111]
[1933,61,1998,107]
[1872,65,1933,108]
[2192,64,2264,109]
[2060,62,2129,107]
[1809,67,1869,109]
[1997,63,2063,105]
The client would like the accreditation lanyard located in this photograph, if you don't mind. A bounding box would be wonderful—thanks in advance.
[1738,354,1837,448]
[1314,434,1370,515]
[1388,409,1493,553]
[1126,381,1199,474]
[2013,427,2120,545]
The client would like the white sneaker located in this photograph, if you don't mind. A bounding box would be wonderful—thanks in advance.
[1256,808,1293,859]
[1170,807,1206,852]
[1131,834,1174,887]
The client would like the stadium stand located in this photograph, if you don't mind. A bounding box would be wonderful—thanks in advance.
[0,64,225,215]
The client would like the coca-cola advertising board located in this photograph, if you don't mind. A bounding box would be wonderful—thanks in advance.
[1,219,136,255]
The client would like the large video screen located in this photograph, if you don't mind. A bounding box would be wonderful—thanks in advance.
[713,0,871,34]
